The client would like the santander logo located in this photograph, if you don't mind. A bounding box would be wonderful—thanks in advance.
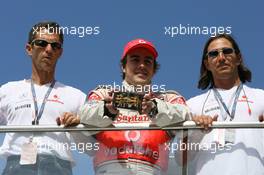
[115,114,150,123]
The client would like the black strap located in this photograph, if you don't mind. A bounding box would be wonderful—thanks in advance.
[213,84,243,121]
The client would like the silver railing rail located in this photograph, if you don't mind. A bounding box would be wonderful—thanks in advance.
[0,121,264,133]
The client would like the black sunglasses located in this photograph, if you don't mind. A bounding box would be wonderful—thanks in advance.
[207,47,234,59]
[31,39,62,50]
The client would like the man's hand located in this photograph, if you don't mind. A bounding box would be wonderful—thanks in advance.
[192,114,218,130]
[141,93,155,115]
[259,115,264,122]
[104,91,119,117]
[57,112,80,127]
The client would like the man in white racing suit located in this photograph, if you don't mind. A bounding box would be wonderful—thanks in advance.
[63,38,191,174]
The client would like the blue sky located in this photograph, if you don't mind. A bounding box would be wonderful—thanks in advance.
[0,0,263,174]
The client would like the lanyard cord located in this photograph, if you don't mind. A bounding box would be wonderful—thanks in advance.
[213,84,243,121]
[201,89,212,115]
[31,79,56,125]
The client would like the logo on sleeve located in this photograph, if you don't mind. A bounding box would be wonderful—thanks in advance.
[88,93,101,100]
[170,97,186,105]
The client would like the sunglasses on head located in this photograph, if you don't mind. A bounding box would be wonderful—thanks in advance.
[207,47,234,59]
[31,39,62,50]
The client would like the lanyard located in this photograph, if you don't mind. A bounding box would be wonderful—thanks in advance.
[31,79,56,125]
[213,84,243,121]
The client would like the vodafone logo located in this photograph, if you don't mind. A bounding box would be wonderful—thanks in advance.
[124,131,141,142]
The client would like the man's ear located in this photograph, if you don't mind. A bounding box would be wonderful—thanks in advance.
[58,48,63,59]
[26,43,32,56]
[122,65,126,74]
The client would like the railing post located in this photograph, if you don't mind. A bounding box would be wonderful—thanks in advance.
[182,129,188,175]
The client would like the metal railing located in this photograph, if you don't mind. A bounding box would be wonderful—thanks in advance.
[0,121,263,175]
[0,121,264,133]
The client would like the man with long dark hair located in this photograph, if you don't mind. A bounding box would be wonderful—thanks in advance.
[187,34,264,175]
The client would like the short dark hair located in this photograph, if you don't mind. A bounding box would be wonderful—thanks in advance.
[198,34,252,90]
[28,21,64,44]
[120,56,160,79]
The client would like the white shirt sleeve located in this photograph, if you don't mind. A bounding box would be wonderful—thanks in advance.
[79,89,113,127]
[153,92,191,127]
[79,100,112,127]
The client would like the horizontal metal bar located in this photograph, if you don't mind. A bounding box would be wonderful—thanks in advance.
[165,121,264,130]
[0,121,263,133]
[0,124,161,133]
